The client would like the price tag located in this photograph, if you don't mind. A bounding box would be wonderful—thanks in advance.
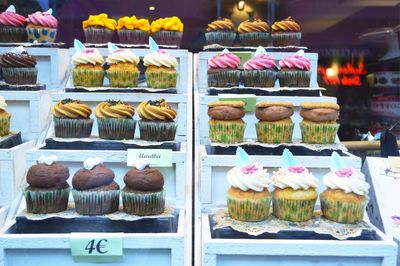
[219,93,257,112]
[70,233,123,262]
[388,157,400,173]
[127,149,172,167]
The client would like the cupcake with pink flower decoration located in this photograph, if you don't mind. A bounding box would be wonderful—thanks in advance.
[0,5,27,42]
[243,46,277,87]
[278,50,311,87]
[26,9,58,43]
[207,49,241,87]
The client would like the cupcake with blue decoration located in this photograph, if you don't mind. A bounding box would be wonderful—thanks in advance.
[26,9,57,43]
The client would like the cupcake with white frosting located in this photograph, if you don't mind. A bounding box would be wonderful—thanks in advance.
[143,50,178,89]
[105,46,140,88]
[0,96,10,136]
[72,45,105,87]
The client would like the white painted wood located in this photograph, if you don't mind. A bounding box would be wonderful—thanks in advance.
[0,47,69,89]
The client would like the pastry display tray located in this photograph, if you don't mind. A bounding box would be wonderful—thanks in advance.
[65,87,177,93]
[207,87,323,97]
[0,132,22,149]
[84,43,181,49]
[0,42,65,48]
[203,44,308,51]
[0,83,46,91]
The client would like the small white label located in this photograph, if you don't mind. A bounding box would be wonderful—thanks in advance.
[127,149,172,167]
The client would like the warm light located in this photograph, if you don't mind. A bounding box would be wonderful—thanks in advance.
[237,1,245,10]
[326,67,337,78]
[149,6,155,11]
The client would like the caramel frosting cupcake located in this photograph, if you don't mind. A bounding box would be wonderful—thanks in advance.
[271,16,301,46]
[205,18,236,46]
[138,99,177,121]
[271,16,300,32]
[95,100,135,119]
[238,19,269,46]
[207,18,235,32]
[52,99,92,119]
[238,19,269,33]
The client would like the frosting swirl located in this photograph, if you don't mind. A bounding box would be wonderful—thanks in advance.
[323,168,370,196]
[0,96,7,111]
[95,101,135,119]
[272,166,318,190]
[26,11,58,28]
[279,53,311,71]
[106,49,139,65]
[244,54,276,70]
[238,19,268,33]
[52,99,92,119]
[138,99,177,121]
[143,50,178,69]
[151,16,184,32]
[207,18,235,31]
[0,11,26,27]
[227,162,270,192]
[272,16,300,32]
[208,50,240,69]
[72,48,104,66]
[0,51,36,67]
[82,13,117,30]
[117,16,151,32]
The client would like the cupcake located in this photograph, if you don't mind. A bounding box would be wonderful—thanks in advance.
[242,47,277,87]
[0,96,10,136]
[117,16,150,44]
[208,101,246,143]
[237,19,269,46]
[82,13,117,43]
[227,147,271,222]
[72,47,105,87]
[52,99,93,138]
[137,99,177,141]
[72,157,120,215]
[207,49,241,87]
[143,50,178,88]
[271,16,301,47]
[205,18,236,46]
[272,149,318,222]
[122,162,165,215]
[24,156,70,214]
[26,10,58,43]
[0,5,27,42]
[0,46,37,85]
[105,47,140,87]
[278,50,311,87]
[300,102,340,144]
[150,16,183,46]
[255,102,294,144]
[95,100,136,140]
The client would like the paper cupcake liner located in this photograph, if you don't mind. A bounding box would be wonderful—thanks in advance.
[208,69,241,87]
[272,32,301,47]
[121,189,165,216]
[256,121,294,144]
[72,189,120,215]
[73,67,105,87]
[238,32,270,46]
[300,122,340,144]
[277,70,311,87]
[209,119,246,143]
[321,197,367,224]
[2,67,37,85]
[106,69,139,88]
[151,30,182,46]
[84,27,114,43]
[0,26,27,42]
[26,26,57,43]
[138,120,177,141]
[146,68,177,88]
[242,69,277,87]
[205,31,236,46]
[24,187,70,214]
[97,118,136,140]
[53,117,93,138]
[273,197,317,222]
[118,29,148,44]
[227,195,271,222]
[0,116,11,136]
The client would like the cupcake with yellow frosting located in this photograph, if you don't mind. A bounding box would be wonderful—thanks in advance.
[95,100,136,140]
[52,99,93,138]
[238,19,269,46]
[72,47,105,87]
[205,18,236,46]
[82,13,117,43]
[143,50,178,88]
[150,16,183,46]
[137,99,177,141]
[0,96,11,136]
[117,16,150,44]
[105,48,140,88]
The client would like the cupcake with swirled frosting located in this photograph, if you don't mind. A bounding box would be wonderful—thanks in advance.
[95,100,136,140]
[72,46,105,87]
[117,16,150,44]
[205,18,236,46]
[26,10,58,43]
[207,49,241,87]
[137,99,177,141]
[150,16,184,47]
[82,13,117,44]
[0,5,27,42]
[52,99,93,138]
[271,16,301,47]
[105,48,140,87]
[277,50,311,87]
[0,46,37,85]
[237,19,269,46]
[0,96,10,136]
[243,47,277,87]
[143,50,178,89]
[320,166,369,224]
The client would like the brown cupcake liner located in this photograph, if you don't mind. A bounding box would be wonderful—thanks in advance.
[208,69,241,87]
[97,118,136,140]
[121,189,165,216]
[24,186,70,214]
[238,32,270,47]
[151,30,182,46]
[2,67,37,85]
[84,27,115,44]
[118,29,148,44]
[0,26,27,42]
[272,32,301,47]
[72,189,120,215]
[205,31,236,46]
[53,117,93,138]
[138,120,177,141]
[277,70,311,87]
[242,69,277,87]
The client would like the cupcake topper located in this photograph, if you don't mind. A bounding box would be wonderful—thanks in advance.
[84,157,104,170]
[37,155,58,165]
[255,46,267,56]
[235,147,252,166]
[282,148,298,169]
[45,8,53,15]
[295,49,305,57]
[74,39,86,53]
[221,48,230,54]
[5,5,16,13]
[134,159,150,170]
[107,42,119,53]
[11,46,26,54]
[330,151,346,172]
[149,36,159,52]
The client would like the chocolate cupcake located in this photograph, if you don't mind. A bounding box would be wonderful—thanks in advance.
[122,162,165,216]
[207,49,241,87]
[278,50,311,87]
[271,16,301,47]
[72,158,120,215]
[0,5,27,42]
[24,156,70,214]
[0,46,37,85]
[205,18,236,46]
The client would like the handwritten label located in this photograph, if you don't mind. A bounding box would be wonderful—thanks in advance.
[388,157,400,173]
[127,149,172,167]
[218,93,256,112]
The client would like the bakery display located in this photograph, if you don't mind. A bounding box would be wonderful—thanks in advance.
[143,49,178,88]
[0,5,27,42]
[207,49,241,87]
[237,19,269,46]
[243,46,277,87]
[82,13,117,43]
[0,96,10,136]
[117,16,151,44]
[205,18,236,46]
[150,16,184,46]
[26,9,58,43]
[271,16,301,47]
[278,50,311,87]
[24,155,70,214]
[0,46,37,85]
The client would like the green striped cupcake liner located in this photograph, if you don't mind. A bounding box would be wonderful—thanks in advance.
[72,189,120,215]
[0,116,11,136]
[238,32,270,47]
[227,195,271,222]
[300,122,340,144]
[320,197,367,224]
[138,120,177,141]
[97,118,136,140]
[2,67,37,85]
[122,189,165,216]
[107,69,139,88]
[273,197,317,222]
[53,117,93,138]
[256,122,294,144]
[24,187,70,214]
[146,70,177,89]
[242,69,277,87]
[209,120,246,143]
[73,68,105,87]
[208,69,241,87]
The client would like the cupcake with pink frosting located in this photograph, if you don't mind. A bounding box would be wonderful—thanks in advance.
[0,5,27,42]
[207,49,241,87]
[243,46,277,87]
[26,9,58,43]
[277,50,311,87]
